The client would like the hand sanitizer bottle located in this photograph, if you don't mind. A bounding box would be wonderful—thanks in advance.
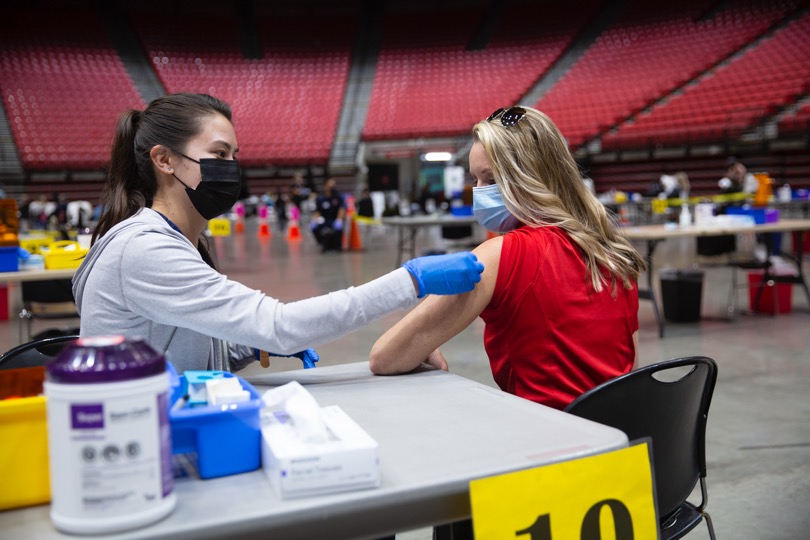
[679,204,691,228]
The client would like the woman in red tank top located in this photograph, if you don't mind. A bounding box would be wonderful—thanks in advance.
[370,106,647,410]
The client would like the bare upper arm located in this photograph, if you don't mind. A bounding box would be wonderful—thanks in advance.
[369,236,503,374]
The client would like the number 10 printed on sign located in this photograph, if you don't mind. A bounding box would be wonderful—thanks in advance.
[469,441,658,540]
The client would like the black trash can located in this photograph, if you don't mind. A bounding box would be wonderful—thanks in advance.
[660,269,704,322]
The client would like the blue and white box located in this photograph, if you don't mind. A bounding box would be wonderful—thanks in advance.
[261,405,380,499]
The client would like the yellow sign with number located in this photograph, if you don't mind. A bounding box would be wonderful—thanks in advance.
[208,218,231,236]
[470,442,658,540]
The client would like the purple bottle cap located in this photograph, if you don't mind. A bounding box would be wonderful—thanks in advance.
[47,336,166,384]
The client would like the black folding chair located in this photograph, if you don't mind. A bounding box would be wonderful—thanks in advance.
[565,357,718,540]
[18,279,79,343]
[0,334,79,370]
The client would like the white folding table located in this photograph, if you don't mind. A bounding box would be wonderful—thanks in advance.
[1,362,627,539]
[623,218,810,337]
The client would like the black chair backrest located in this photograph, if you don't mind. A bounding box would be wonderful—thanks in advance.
[565,357,717,520]
[21,279,76,304]
[0,335,79,370]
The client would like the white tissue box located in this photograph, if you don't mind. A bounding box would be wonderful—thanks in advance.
[261,405,380,499]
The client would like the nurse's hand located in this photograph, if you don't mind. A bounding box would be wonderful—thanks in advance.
[255,348,320,369]
[293,349,320,369]
[402,251,484,298]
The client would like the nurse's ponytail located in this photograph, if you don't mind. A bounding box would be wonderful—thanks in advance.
[93,110,149,243]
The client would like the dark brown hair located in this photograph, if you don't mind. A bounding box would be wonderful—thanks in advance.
[93,93,232,243]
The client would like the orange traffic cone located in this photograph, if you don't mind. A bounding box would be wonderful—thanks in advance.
[234,219,245,234]
[348,217,363,251]
[287,219,301,241]
[258,221,271,238]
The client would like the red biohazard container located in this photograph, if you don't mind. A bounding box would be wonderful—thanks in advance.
[747,272,792,314]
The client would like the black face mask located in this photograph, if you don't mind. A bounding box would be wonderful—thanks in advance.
[172,152,242,220]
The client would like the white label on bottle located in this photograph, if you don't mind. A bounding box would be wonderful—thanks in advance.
[49,391,170,518]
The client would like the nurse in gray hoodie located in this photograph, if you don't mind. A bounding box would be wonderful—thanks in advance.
[73,93,484,373]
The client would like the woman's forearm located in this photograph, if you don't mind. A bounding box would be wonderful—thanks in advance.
[369,292,485,375]
[369,309,438,374]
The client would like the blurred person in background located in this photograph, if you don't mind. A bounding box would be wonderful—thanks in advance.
[310,177,346,252]
[29,194,56,230]
[719,157,757,194]
[356,186,375,219]
[274,190,288,232]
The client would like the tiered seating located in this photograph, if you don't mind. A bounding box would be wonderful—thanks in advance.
[778,101,810,134]
[780,152,810,190]
[130,10,354,166]
[586,151,810,195]
[0,7,145,169]
[586,156,731,195]
[604,12,810,149]
[363,1,602,140]
[2,2,806,174]
[536,0,800,149]
[20,178,108,202]
[255,14,354,165]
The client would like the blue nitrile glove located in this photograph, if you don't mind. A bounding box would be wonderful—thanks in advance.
[254,348,320,369]
[293,349,319,369]
[402,252,484,298]
[309,216,325,231]
[332,219,343,231]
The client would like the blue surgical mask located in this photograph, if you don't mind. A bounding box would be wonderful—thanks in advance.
[473,184,520,233]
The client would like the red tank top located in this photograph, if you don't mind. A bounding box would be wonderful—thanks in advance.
[480,226,638,410]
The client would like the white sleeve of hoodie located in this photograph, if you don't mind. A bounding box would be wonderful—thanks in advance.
[119,230,419,355]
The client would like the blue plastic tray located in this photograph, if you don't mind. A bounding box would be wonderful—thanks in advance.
[168,367,263,479]
[0,246,19,272]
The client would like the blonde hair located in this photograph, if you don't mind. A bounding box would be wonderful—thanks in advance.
[473,106,645,293]
[675,171,690,195]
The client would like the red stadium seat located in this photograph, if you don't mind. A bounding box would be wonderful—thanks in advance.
[0,9,144,170]
[125,10,354,167]
[363,1,603,140]
[537,0,801,149]
[604,10,810,150]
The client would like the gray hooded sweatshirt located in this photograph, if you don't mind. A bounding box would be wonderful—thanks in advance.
[73,208,418,373]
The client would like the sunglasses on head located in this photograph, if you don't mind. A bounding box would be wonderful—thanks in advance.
[487,106,527,127]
